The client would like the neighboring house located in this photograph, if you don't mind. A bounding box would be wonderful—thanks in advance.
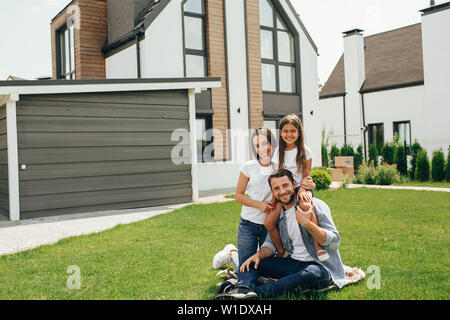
[317,2,450,162]
[50,0,321,191]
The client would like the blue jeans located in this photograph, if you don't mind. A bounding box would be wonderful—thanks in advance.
[236,218,267,286]
[240,256,332,297]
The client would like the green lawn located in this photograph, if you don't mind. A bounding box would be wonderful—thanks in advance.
[0,188,449,300]
[393,179,450,189]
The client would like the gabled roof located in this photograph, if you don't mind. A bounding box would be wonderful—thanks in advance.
[102,0,169,54]
[320,23,424,98]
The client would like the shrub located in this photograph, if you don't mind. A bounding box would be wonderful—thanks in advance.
[354,144,364,172]
[355,162,377,185]
[394,145,407,176]
[415,150,430,181]
[368,144,379,167]
[375,165,401,185]
[329,144,340,168]
[381,143,395,164]
[409,140,422,179]
[321,145,329,168]
[431,149,446,182]
[340,143,355,157]
[446,148,450,182]
[311,169,332,190]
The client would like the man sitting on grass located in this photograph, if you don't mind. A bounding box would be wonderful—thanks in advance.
[217,169,346,299]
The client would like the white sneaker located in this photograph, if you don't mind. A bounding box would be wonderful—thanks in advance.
[212,244,237,269]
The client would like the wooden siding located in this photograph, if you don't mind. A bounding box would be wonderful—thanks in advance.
[0,104,7,217]
[16,90,192,218]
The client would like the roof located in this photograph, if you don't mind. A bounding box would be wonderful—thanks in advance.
[102,0,169,54]
[320,23,424,98]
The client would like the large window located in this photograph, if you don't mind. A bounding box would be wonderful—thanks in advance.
[183,0,207,77]
[57,22,75,79]
[260,0,296,93]
[393,121,411,154]
[368,123,384,152]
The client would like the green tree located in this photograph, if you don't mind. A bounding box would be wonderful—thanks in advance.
[431,149,446,182]
[381,143,395,164]
[394,145,407,176]
[329,144,340,168]
[415,150,430,181]
[369,144,378,167]
[446,147,450,182]
[354,144,364,171]
[409,140,422,180]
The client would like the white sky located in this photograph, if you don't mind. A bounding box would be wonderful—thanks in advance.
[0,0,442,83]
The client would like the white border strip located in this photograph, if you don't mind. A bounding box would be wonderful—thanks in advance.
[188,89,199,202]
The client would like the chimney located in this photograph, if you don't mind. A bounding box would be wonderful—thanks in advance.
[342,29,365,93]
[341,28,366,148]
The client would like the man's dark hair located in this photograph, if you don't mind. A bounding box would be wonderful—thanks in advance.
[268,169,295,189]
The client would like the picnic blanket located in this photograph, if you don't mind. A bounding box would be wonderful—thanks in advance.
[216,264,365,293]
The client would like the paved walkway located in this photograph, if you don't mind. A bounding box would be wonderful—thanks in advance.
[0,194,233,257]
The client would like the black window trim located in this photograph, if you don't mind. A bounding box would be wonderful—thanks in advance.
[182,0,208,78]
[260,0,297,95]
[393,120,412,155]
[367,122,385,152]
[55,20,76,80]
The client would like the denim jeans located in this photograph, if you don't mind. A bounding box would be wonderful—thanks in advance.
[235,218,267,287]
[240,256,331,297]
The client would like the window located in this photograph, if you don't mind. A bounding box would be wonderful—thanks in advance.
[196,115,214,162]
[393,121,411,154]
[183,0,207,77]
[259,0,296,93]
[56,22,75,79]
[368,123,384,152]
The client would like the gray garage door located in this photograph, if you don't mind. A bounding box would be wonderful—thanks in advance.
[15,90,192,219]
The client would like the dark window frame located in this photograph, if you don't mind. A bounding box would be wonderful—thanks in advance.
[393,120,412,155]
[183,0,208,77]
[55,20,76,80]
[195,113,214,163]
[260,0,297,94]
[367,122,384,152]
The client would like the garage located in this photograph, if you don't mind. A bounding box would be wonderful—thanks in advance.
[0,78,221,220]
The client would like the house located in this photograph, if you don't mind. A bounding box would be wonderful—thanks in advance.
[317,2,450,161]
[50,0,321,191]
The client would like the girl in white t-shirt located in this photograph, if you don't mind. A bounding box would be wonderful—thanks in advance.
[266,114,329,262]
[212,128,276,272]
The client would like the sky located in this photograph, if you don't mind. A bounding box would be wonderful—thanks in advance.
[0,0,442,83]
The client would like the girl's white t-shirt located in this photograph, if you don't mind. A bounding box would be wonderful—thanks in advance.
[239,160,275,225]
[272,145,313,187]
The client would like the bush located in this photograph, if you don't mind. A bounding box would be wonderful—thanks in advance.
[355,162,377,185]
[394,145,407,176]
[321,145,329,168]
[381,143,395,164]
[415,150,430,181]
[375,165,401,185]
[368,144,378,167]
[329,144,340,168]
[431,149,446,182]
[340,143,355,157]
[409,140,422,179]
[311,169,332,190]
[446,148,450,182]
[354,145,364,172]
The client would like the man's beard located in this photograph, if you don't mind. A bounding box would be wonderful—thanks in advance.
[278,191,294,205]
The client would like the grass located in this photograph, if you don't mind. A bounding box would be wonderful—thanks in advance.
[0,188,449,300]
[393,179,450,189]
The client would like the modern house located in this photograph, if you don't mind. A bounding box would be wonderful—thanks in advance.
[317,2,450,161]
[50,0,321,191]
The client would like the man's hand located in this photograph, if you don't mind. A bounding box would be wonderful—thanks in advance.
[296,204,315,227]
[299,191,312,203]
[240,254,261,273]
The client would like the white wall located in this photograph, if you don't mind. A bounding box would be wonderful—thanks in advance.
[139,0,184,78]
[317,96,346,150]
[421,8,450,155]
[280,0,321,167]
[105,44,138,79]
[197,162,241,191]
[224,0,250,163]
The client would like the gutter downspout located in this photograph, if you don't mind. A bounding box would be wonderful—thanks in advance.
[135,27,144,79]
[360,92,368,160]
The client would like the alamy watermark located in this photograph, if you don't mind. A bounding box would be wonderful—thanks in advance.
[66,265,81,290]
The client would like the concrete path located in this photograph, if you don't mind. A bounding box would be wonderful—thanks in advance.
[347,184,450,192]
[0,194,234,257]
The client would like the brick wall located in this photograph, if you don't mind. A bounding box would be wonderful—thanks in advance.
[246,0,264,130]
[206,0,229,160]
[51,0,107,79]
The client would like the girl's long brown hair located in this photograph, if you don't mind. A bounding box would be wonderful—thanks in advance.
[278,114,306,174]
